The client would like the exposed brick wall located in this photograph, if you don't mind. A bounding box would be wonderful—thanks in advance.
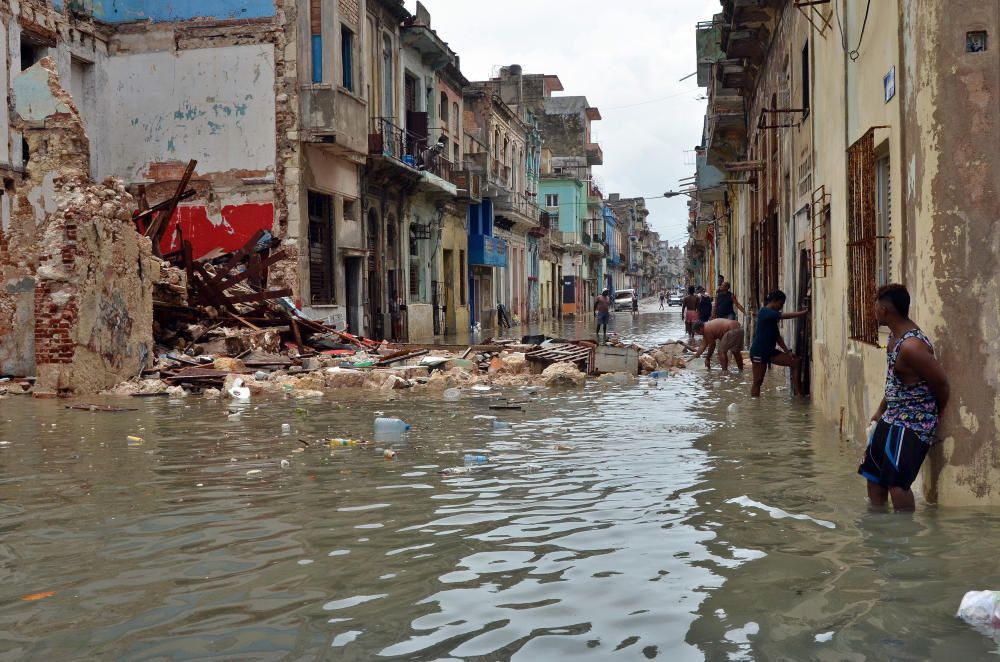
[340,0,360,27]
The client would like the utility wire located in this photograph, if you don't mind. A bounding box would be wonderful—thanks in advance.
[834,0,872,62]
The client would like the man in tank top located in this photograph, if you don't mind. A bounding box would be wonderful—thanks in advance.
[859,284,950,511]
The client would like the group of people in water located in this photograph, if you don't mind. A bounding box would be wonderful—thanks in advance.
[601,279,951,511]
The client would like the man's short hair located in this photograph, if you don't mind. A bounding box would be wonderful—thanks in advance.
[765,290,787,304]
[688,286,695,295]
[693,320,705,333]
[877,283,910,317]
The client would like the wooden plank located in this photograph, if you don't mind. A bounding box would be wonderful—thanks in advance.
[145,160,198,255]
[215,251,288,291]
[375,349,428,366]
[132,189,196,223]
[290,318,306,354]
[207,229,267,288]
[222,288,293,306]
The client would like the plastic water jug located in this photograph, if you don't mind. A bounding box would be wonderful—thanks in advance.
[374,417,410,441]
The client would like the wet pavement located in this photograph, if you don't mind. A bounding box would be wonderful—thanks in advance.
[2,308,999,660]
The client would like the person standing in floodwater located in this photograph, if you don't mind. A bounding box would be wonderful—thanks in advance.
[859,283,950,511]
[713,282,746,321]
[683,286,700,341]
[595,289,611,344]
[749,290,809,397]
[631,291,639,318]
[697,287,713,323]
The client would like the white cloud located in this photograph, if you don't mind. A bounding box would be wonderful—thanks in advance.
[407,0,720,246]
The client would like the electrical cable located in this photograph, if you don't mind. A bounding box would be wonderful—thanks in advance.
[834,0,872,62]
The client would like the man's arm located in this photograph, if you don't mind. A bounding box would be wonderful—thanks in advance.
[733,295,747,316]
[900,342,951,415]
[693,335,709,358]
[702,337,717,368]
[780,308,809,320]
[871,397,888,422]
[776,333,789,353]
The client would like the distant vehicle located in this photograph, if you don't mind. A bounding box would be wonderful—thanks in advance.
[667,292,682,307]
[614,289,636,312]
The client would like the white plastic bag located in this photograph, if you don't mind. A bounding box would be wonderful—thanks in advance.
[957,590,1000,625]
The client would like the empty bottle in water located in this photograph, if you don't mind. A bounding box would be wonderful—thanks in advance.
[374,417,410,441]
[464,454,489,465]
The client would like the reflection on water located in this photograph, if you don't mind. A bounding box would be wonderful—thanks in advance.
[1,310,997,660]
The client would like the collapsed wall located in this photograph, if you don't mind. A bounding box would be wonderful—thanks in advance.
[0,58,155,393]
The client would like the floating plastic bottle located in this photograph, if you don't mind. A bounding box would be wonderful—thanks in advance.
[464,454,489,465]
[374,417,410,441]
[649,370,668,379]
[281,423,291,434]
[329,438,361,447]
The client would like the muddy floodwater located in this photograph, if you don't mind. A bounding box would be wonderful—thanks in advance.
[2,310,999,660]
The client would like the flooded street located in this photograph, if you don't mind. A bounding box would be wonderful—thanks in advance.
[1,309,997,660]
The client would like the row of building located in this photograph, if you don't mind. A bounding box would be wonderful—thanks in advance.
[0,0,675,354]
[687,0,1000,504]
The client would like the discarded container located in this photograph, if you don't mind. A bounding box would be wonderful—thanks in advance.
[374,417,410,441]
[228,377,251,400]
[329,438,363,447]
[383,448,397,460]
[492,420,512,431]
[126,435,143,445]
[280,459,291,469]
[464,454,489,465]
[442,388,462,401]
[439,466,471,476]
[957,590,1000,626]
[281,423,291,434]
[649,370,668,379]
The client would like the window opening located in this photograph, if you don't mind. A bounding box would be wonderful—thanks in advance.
[341,25,354,91]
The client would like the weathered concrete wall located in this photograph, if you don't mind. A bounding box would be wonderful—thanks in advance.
[99,45,276,182]
[1,59,155,391]
[901,0,1000,504]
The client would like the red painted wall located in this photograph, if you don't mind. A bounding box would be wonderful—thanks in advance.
[159,202,274,258]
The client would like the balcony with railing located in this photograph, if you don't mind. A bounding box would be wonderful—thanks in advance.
[494,192,543,230]
[369,117,458,195]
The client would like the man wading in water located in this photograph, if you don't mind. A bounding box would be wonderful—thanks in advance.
[859,284,950,511]
[749,290,809,397]
[692,318,744,372]
[683,286,700,341]
[595,289,611,344]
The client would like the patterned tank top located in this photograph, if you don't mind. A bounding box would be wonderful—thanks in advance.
[881,328,938,443]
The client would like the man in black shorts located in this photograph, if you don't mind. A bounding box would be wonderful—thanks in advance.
[749,290,809,397]
[859,284,950,511]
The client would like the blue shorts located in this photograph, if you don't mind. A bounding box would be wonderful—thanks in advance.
[858,420,931,490]
[597,312,610,325]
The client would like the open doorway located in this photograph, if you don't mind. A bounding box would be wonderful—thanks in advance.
[794,248,812,396]
[344,256,363,336]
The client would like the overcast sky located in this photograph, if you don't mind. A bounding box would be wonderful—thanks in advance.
[406,0,720,247]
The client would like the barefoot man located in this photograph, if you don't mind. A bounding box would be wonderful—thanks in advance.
[859,284,949,511]
[683,286,700,341]
[749,290,809,397]
[692,318,744,372]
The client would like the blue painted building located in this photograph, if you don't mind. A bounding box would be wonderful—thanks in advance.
[467,199,507,328]
[53,0,274,22]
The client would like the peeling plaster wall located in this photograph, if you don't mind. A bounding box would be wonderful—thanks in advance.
[902,0,1000,505]
[99,45,276,182]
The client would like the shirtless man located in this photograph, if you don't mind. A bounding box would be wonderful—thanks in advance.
[595,289,611,343]
[682,286,700,341]
[692,318,744,372]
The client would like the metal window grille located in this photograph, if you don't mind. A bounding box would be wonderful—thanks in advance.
[811,185,831,278]
[846,129,880,345]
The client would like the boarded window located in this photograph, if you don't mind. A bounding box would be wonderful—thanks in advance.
[308,191,335,304]
[846,129,879,345]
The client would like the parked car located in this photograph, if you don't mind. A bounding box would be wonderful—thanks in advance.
[667,292,682,307]
[614,289,636,312]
